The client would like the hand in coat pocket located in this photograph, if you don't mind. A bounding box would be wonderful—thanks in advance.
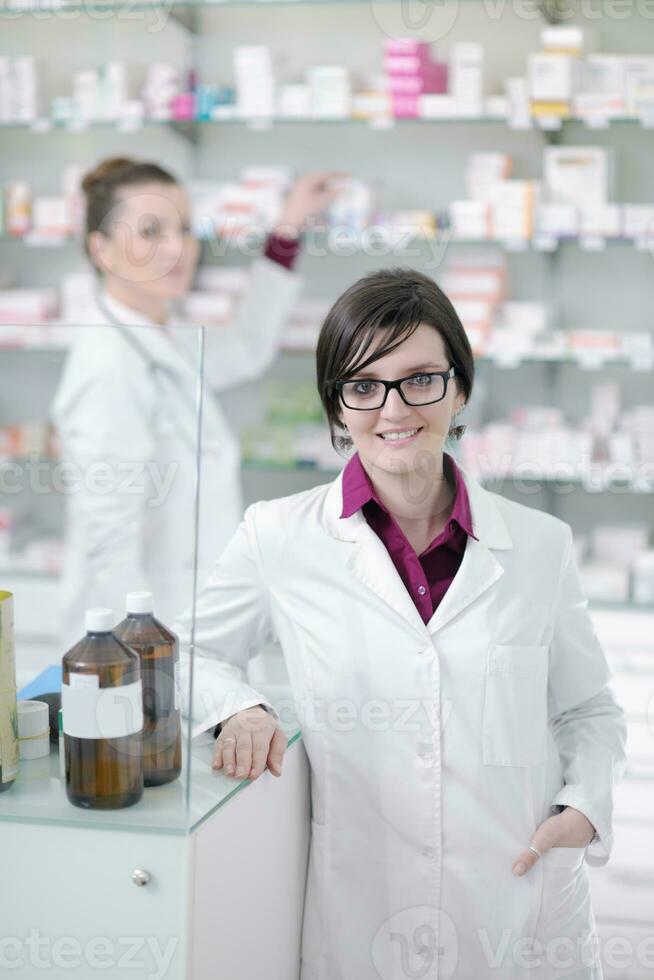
[511,806,597,876]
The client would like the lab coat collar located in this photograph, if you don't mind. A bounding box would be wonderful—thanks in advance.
[322,457,513,638]
[98,289,198,381]
[324,457,512,551]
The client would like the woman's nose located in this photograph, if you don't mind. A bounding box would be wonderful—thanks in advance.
[164,229,185,251]
[381,387,412,420]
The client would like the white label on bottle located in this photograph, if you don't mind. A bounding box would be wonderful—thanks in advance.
[174,661,181,712]
[69,673,99,689]
[62,680,143,739]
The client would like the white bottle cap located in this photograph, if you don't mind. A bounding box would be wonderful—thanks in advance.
[126,591,153,614]
[85,608,114,633]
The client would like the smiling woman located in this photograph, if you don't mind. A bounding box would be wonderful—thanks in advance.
[175,262,626,980]
[316,268,475,551]
[317,266,475,454]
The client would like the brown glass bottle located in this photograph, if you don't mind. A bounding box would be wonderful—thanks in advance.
[62,608,144,809]
[114,592,182,788]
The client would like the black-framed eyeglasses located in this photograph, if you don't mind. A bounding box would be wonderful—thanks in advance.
[334,367,457,411]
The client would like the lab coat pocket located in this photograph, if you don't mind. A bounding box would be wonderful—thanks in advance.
[482,644,548,766]
[543,846,587,869]
[536,847,595,971]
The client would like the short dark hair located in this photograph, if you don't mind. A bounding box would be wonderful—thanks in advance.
[316,267,475,455]
[81,156,179,270]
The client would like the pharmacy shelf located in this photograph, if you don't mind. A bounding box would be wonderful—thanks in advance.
[0,460,57,470]
[0,344,67,353]
[0,0,606,25]
[0,567,60,580]
[2,343,652,372]
[2,231,653,254]
[0,117,199,143]
[478,470,654,492]
[592,600,654,613]
[280,347,654,371]
[199,232,653,254]
[0,0,565,11]
[1,114,653,134]
[241,460,654,492]
[1,0,457,7]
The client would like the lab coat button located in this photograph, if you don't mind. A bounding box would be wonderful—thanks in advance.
[421,847,435,859]
[417,585,427,596]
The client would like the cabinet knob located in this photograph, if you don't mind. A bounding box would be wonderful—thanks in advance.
[132,869,151,887]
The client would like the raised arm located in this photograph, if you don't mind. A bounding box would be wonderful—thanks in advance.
[201,171,346,391]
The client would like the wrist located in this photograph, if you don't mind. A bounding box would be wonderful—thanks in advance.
[213,703,269,738]
[270,225,301,241]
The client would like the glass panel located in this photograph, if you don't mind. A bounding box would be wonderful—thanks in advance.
[179,317,304,822]
[0,318,302,833]
[1,319,206,829]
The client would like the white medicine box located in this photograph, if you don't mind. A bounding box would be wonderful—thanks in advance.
[527,53,583,102]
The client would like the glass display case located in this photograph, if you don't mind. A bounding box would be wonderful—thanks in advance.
[0,320,309,980]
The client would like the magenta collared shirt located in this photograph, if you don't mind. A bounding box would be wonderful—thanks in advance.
[340,451,479,625]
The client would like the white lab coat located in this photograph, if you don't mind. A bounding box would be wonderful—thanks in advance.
[175,457,627,980]
[52,256,301,649]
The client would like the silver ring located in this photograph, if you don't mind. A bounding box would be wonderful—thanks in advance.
[221,737,236,743]
[528,844,542,859]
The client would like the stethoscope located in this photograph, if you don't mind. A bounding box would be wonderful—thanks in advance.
[95,288,206,456]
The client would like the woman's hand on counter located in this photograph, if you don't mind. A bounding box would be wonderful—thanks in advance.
[272,170,349,239]
[212,706,288,781]
[511,806,597,876]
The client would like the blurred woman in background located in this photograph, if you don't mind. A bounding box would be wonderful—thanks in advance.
[52,156,342,647]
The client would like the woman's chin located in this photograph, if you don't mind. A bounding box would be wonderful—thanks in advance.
[366,442,423,473]
[147,278,188,301]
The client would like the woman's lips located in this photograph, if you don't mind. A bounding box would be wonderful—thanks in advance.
[376,426,423,446]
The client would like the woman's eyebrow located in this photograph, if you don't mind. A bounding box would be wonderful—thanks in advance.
[354,362,445,378]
